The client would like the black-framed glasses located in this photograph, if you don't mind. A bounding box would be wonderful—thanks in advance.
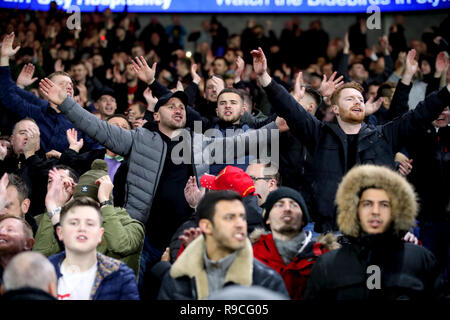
[248,176,273,182]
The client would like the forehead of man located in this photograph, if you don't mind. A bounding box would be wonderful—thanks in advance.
[0,218,25,234]
[5,186,21,204]
[50,74,73,86]
[62,206,102,226]
[246,163,265,177]
[72,63,86,72]
[108,116,131,129]
[213,199,246,221]
[218,92,242,104]
[162,97,185,109]
[206,77,224,88]
[360,188,390,199]
[339,88,364,102]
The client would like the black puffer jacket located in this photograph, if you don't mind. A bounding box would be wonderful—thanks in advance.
[305,233,443,300]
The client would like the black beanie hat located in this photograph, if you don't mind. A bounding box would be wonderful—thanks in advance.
[262,186,310,225]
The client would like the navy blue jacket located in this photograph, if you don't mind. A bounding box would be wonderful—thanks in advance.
[49,251,139,300]
[0,66,99,152]
[263,79,450,233]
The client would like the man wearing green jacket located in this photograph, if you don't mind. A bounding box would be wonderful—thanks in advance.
[32,160,144,277]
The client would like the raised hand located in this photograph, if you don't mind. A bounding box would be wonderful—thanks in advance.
[364,96,384,116]
[39,78,68,105]
[96,175,114,203]
[66,128,84,153]
[17,63,38,87]
[46,167,71,212]
[160,247,171,262]
[23,126,40,158]
[178,227,202,248]
[319,71,344,98]
[275,116,290,133]
[133,119,148,128]
[293,71,306,102]
[46,150,62,159]
[131,56,156,85]
[1,32,20,58]
[404,49,418,77]
[234,56,245,83]
[0,140,9,161]
[191,63,201,85]
[211,75,225,94]
[435,51,449,75]
[343,32,350,54]
[0,173,9,211]
[403,231,419,245]
[176,80,184,92]
[54,59,64,72]
[250,47,268,77]
[143,87,158,112]
[184,176,205,209]
[398,159,413,177]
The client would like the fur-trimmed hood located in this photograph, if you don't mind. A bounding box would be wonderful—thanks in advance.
[170,235,254,300]
[336,165,418,238]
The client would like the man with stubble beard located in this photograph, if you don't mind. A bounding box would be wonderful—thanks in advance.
[251,46,450,234]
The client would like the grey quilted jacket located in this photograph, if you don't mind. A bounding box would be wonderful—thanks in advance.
[58,97,277,224]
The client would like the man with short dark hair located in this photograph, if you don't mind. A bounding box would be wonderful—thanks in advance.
[158,190,288,300]
[49,197,139,300]
[0,173,37,234]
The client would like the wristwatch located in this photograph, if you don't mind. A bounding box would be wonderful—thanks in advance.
[48,207,61,219]
[100,200,113,207]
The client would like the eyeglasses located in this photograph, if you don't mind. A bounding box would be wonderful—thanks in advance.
[248,176,273,182]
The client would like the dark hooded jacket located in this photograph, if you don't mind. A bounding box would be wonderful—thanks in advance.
[304,165,443,300]
[262,79,450,233]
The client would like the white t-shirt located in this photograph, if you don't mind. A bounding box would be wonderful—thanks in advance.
[57,261,97,300]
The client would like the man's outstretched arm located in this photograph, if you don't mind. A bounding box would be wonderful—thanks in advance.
[39,78,134,156]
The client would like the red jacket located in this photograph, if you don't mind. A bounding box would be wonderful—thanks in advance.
[252,232,330,300]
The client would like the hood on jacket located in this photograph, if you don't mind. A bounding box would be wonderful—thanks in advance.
[170,235,254,300]
[336,164,417,238]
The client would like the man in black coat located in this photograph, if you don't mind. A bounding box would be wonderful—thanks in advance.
[304,165,443,300]
[158,190,288,300]
[251,47,450,233]
[404,106,450,295]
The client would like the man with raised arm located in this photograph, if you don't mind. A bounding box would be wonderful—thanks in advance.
[38,57,280,299]
[251,47,450,233]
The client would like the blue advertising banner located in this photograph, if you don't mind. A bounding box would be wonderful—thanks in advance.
[0,0,449,13]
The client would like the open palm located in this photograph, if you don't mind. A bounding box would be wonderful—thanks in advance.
[1,32,20,57]
[39,78,68,105]
[131,56,156,84]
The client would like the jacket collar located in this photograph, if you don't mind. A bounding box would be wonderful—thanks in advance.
[54,251,121,299]
[170,235,253,300]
